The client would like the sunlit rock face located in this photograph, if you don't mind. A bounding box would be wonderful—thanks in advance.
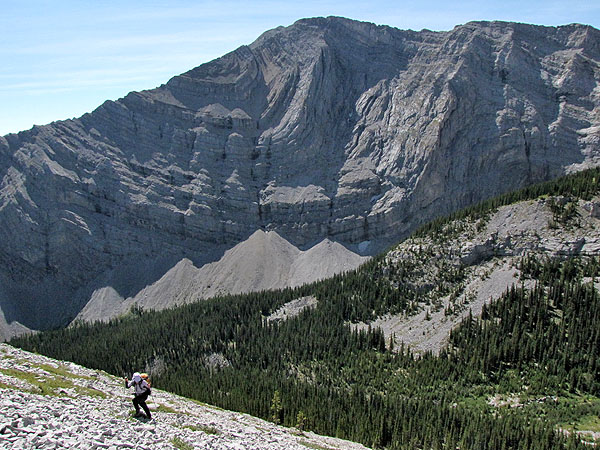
[1,17,599,330]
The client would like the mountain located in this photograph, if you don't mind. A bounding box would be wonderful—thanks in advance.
[75,229,367,323]
[0,310,29,343]
[12,169,600,449]
[353,184,600,354]
[1,17,600,331]
[0,343,371,450]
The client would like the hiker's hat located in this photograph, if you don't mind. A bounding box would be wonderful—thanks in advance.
[132,372,142,382]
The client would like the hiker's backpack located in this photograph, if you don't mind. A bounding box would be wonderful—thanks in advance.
[141,373,152,395]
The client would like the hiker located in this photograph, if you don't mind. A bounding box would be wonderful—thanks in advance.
[124,372,152,420]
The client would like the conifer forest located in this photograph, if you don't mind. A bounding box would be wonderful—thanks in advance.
[13,168,600,449]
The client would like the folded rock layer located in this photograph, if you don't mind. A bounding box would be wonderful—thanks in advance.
[1,18,599,330]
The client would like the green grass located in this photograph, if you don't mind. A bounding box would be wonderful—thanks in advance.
[458,394,492,411]
[0,366,106,398]
[182,424,221,435]
[298,441,333,450]
[170,437,194,450]
[74,384,107,399]
[152,403,179,414]
[35,362,93,380]
[0,367,63,395]
[0,380,15,390]
[558,414,600,446]
[575,414,600,432]
[554,395,600,433]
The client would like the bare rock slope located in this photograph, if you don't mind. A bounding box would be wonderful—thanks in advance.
[353,195,600,354]
[76,230,367,323]
[0,343,370,450]
[1,17,600,331]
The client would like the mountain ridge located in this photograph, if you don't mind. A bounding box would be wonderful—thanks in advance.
[1,17,599,331]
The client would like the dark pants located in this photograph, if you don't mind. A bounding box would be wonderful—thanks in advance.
[133,391,151,419]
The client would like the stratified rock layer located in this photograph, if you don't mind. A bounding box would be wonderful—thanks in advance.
[1,18,600,330]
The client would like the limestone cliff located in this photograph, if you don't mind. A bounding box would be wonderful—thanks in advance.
[1,17,599,330]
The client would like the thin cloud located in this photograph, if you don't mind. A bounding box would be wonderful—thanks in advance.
[0,68,172,93]
[1,0,599,136]
[3,31,244,57]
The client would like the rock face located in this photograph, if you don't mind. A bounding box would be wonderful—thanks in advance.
[0,343,370,450]
[1,17,600,331]
[0,310,30,343]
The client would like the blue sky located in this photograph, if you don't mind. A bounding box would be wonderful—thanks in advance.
[1,0,599,136]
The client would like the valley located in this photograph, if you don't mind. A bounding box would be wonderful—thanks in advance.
[11,168,600,449]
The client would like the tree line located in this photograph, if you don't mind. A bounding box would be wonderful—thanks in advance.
[12,167,600,449]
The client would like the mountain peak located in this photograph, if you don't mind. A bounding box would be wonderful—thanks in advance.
[1,17,599,332]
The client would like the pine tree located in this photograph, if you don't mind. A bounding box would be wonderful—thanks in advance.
[270,390,283,425]
[296,410,308,431]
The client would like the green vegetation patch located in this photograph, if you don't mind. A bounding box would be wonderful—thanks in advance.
[298,441,334,450]
[74,384,107,399]
[35,362,93,380]
[183,424,221,435]
[0,366,106,398]
[0,380,16,390]
[573,414,600,433]
[170,436,194,450]
[0,367,72,395]
[553,395,600,433]
[153,403,179,414]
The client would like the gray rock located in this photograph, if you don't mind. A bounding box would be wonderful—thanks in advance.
[585,201,600,218]
[75,230,367,323]
[22,417,35,427]
[203,353,232,370]
[1,18,600,332]
[266,296,319,322]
